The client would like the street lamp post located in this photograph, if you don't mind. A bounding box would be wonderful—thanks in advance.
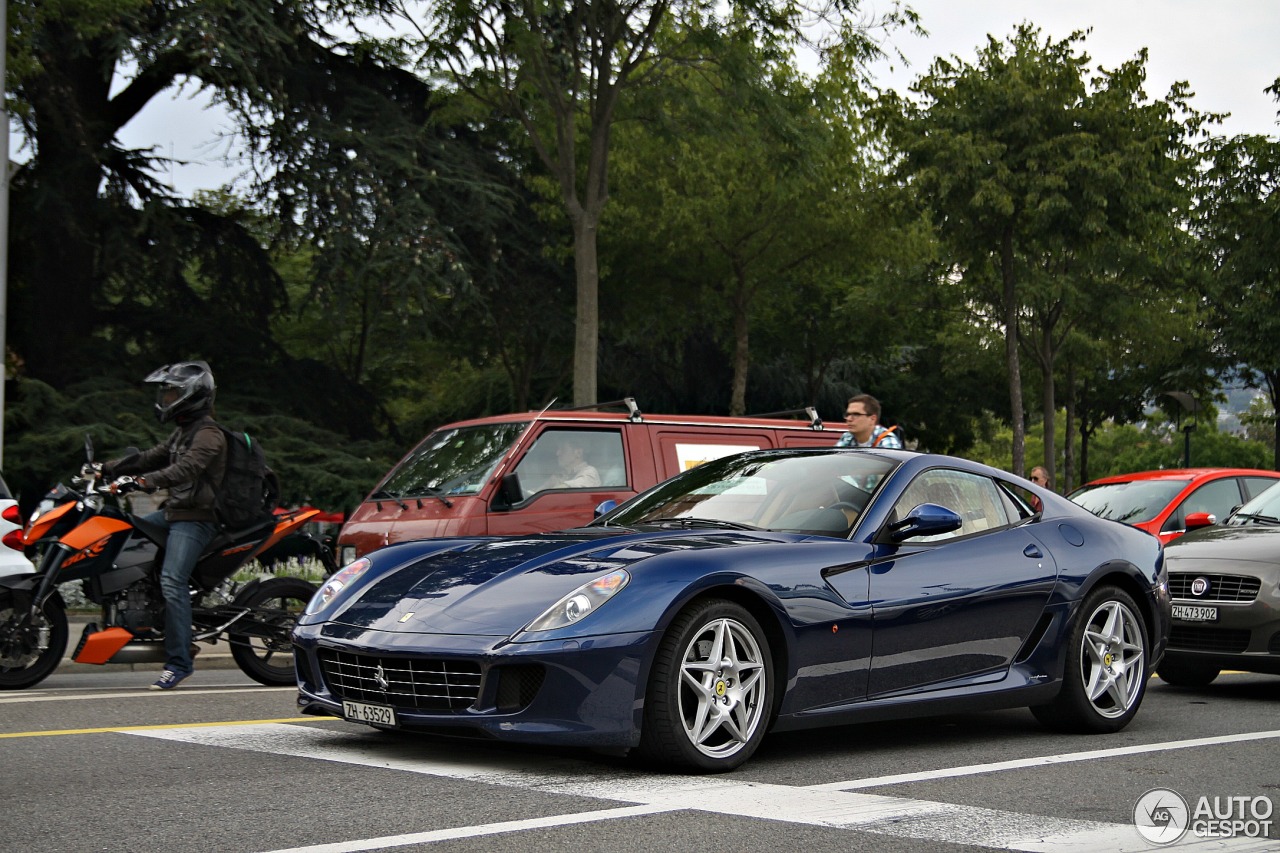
[1162,391,1199,468]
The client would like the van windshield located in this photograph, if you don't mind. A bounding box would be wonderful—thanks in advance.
[378,422,529,499]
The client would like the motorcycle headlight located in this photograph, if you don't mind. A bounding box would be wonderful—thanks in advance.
[305,557,372,616]
[520,569,630,634]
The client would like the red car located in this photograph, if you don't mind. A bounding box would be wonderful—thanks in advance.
[1068,468,1280,544]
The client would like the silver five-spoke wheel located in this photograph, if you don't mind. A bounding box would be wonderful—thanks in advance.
[639,599,774,772]
[677,616,767,759]
[1079,598,1145,718]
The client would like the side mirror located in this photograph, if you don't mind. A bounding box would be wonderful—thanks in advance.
[886,503,963,542]
[1184,511,1216,531]
[594,499,619,518]
[495,473,524,508]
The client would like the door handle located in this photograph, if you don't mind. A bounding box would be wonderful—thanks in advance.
[1024,544,1043,558]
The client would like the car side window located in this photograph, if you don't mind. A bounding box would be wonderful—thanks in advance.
[513,429,626,496]
[1163,478,1242,532]
[890,469,1011,542]
[1242,477,1280,501]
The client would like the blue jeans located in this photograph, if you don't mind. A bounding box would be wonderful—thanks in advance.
[143,512,220,673]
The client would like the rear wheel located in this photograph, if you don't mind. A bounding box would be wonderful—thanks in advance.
[228,577,317,686]
[1156,658,1220,688]
[637,599,773,772]
[0,591,68,690]
[1032,585,1149,733]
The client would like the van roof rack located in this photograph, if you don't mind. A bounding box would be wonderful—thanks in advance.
[748,406,825,430]
[551,397,644,423]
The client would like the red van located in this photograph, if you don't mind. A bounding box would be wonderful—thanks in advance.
[335,400,846,563]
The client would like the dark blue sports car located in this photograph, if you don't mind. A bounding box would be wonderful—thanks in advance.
[294,449,1171,772]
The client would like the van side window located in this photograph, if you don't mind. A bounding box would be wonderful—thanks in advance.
[514,429,627,495]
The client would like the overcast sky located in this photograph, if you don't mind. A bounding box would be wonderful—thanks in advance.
[110,0,1279,196]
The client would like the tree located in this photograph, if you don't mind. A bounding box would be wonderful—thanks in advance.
[404,0,916,406]
[877,25,1207,477]
[1196,127,1280,470]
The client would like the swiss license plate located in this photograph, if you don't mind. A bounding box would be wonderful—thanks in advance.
[343,700,396,726]
[1172,604,1218,622]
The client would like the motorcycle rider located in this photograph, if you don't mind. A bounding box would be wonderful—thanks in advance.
[101,362,227,690]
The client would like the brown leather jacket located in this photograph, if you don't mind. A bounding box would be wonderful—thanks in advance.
[104,415,227,522]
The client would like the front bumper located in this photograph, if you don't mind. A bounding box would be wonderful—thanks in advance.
[1163,568,1280,675]
[293,620,655,747]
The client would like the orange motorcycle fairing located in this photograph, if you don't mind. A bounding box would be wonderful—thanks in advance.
[60,516,133,552]
[73,627,134,665]
[23,500,78,545]
[249,508,320,559]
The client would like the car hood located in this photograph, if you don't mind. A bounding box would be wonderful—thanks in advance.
[1164,524,1280,565]
[328,527,790,636]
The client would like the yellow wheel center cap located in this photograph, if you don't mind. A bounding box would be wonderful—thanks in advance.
[1104,652,1114,667]
[715,680,727,697]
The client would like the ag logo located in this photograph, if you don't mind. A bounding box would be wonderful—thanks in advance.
[1190,577,1210,597]
[1133,788,1189,844]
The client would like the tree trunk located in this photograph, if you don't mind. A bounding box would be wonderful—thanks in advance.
[1001,225,1025,476]
[729,270,750,416]
[1063,361,1076,493]
[1039,330,1055,490]
[571,214,600,407]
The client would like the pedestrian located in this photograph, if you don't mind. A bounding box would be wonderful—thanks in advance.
[835,394,903,449]
[100,362,227,690]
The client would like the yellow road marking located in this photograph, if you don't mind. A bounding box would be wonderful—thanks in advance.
[0,716,341,739]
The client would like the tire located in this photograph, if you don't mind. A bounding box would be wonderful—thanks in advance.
[637,599,773,772]
[1156,658,1220,688]
[1032,585,1149,733]
[0,591,68,690]
[228,577,317,686]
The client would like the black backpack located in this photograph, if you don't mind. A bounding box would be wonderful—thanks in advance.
[212,425,279,530]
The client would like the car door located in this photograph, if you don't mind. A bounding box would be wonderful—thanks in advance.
[864,467,1059,697]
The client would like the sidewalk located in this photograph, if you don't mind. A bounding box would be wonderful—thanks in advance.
[65,615,238,671]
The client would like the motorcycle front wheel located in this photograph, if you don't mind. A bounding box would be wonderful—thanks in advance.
[0,590,69,690]
[228,577,317,686]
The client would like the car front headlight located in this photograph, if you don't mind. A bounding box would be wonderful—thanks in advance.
[520,569,630,634]
[305,557,372,616]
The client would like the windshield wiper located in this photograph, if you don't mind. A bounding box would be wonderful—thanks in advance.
[1232,511,1280,525]
[370,488,410,511]
[420,486,454,508]
[640,517,759,531]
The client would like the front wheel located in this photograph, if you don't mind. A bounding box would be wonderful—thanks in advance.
[1032,585,1149,733]
[228,577,317,686]
[0,591,68,690]
[637,599,773,773]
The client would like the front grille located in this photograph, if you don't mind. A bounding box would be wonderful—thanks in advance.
[318,649,482,712]
[1168,573,1260,603]
[1168,626,1251,654]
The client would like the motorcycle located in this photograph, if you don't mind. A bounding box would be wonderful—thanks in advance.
[0,436,337,689]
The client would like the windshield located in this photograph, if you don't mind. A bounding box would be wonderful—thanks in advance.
[1068,478,1190,524]
[600,450,899,536]
[377,422,528,499]
[1225,481,1280,525]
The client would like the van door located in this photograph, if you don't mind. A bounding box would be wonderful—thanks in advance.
[649,429,773,482]
[490,426,633,535]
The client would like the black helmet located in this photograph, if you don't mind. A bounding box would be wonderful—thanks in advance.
[145,361,216,423]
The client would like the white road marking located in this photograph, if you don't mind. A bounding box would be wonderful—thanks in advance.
[129,724,1276,852]
[0,686,294,703]
[807,729,1280,791]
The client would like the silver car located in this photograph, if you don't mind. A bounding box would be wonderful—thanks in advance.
[1157,481,1280,686]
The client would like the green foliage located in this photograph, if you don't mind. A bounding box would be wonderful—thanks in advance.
[3,378,395,514]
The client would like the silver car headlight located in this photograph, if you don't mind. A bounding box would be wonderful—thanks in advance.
[305,557,372,616]
[521,569,630,633]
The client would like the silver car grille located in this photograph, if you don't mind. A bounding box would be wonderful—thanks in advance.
[1168,573,1261,603]
[317,649,482,712]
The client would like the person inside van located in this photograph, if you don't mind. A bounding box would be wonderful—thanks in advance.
[542,438,602,490]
